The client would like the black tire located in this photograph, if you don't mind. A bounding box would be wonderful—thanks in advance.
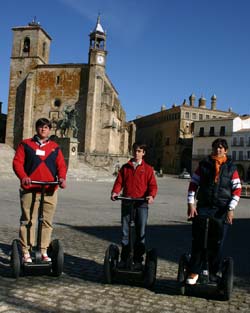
[10,239,22,278]
[144,248,157,289]
[221,257,234,301]
[103,244,119,284]
[177,254,189,295]
[48,239,64,277]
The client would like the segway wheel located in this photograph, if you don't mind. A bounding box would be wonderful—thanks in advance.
[177,254,189,295]
[10,239,22,279]
[144,248,157,289]
[104,244,119,284]
[49,239,64,277]
[221,257,234,301]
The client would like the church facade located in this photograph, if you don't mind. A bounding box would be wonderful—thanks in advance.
[6,17,129,165]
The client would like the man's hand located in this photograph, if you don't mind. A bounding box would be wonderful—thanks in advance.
[111,192,118,201]
[187,203,198,219]
[226,210,234,224]
[59,178,66,189]
[21,177,31,186]
[146,196,154,204]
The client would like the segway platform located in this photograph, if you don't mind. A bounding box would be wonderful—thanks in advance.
[104,196,157,289]
[177,215,234,300]
[10,181,64,278]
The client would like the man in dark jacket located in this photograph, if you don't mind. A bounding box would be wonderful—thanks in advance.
[111,142,158,267]
[186,138,241,284]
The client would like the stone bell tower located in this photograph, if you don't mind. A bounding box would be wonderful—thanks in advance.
[6,18,51,148]
[85,15,107,153]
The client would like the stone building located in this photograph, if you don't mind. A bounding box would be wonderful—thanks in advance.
[5,17,129,167]
[192,115,250,181]
[133,94,237,174]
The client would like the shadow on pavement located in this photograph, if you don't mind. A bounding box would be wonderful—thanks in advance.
[0,242,11,276]
[1,218,249,298]
[57,218,250,281]
[0,242,103,283]
[63,253,104,283]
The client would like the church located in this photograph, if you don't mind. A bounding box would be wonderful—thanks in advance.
[5,17,130,167]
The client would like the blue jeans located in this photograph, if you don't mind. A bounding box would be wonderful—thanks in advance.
[189,207,230,274]
[121,201,148,262]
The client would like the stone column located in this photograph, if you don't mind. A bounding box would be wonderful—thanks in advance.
[55,137,79,169]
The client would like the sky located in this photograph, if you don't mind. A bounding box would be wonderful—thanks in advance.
[1,0,250,121]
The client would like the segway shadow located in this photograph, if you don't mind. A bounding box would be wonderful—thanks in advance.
[10,181,64,278]
[177,215,234,300]
[104,196,157,289]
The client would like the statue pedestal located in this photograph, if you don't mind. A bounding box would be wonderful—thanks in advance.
[55,137,79,169]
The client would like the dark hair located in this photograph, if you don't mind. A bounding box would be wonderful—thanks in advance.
[35,118,52,129]
[212,138,228,150]
[132,142,147,152]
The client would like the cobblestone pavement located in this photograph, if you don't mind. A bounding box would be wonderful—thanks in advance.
[0,177,250,312]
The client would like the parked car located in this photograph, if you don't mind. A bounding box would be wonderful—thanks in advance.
[178,170,191,179]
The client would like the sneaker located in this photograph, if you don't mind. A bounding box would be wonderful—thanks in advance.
[22,252,32,263]
[186,273,199,285]
[42,253,51,262]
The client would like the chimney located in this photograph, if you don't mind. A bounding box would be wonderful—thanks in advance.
[211,94,216,110]
[198,95,206,108]
[189,94,195,107]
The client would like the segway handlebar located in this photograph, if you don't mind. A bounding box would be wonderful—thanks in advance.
[114,196,147,202]
[31,180,60,186]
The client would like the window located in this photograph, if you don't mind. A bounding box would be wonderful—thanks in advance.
[199,127,204,136]
[248,137,250,146]
[56,76,60,84]
[232,151,236,161]
[232,137,237,146]
[209,126,215,136]
[42,42,46,57]
[199,114,203,120]
[240,137,244,146]
[206,115,210,119]
[54,98,61,107]
[185,112,190,119]
[23,37,30,53]
[192,113,197,120]
[239,151,243,161]
[247,151,250,160]
[220,126,226,136]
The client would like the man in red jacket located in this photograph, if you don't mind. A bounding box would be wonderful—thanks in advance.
[111,142,158,267]
[13,118,67,263]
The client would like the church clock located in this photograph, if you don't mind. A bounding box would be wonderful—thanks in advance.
[97,55,104,64]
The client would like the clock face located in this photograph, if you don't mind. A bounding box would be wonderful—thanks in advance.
[97,55,104,64]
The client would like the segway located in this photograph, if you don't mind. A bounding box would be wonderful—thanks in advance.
[104,196,157,289]
[177,215,234,300]
[10,181,64,278]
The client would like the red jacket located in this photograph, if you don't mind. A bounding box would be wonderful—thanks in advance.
[13,136,67,191]
[112,159,158,198]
